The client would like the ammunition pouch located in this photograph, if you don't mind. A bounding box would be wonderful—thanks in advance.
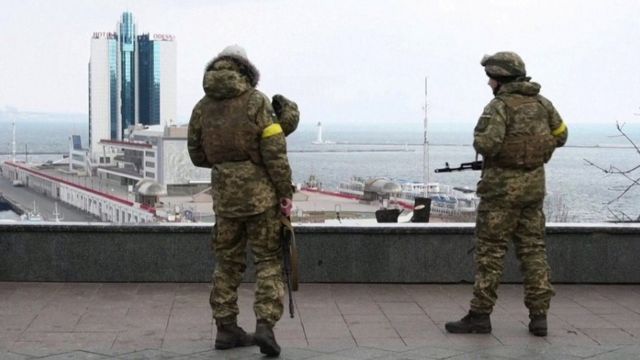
[203,118,262,165]
[201,90,263,166]
[492,134,556,169]
[489,93,558,170]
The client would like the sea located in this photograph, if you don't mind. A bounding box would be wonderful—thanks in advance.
[0,115,638,223]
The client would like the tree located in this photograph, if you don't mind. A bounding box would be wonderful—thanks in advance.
[584,121,640,222]
[544,193,572,222]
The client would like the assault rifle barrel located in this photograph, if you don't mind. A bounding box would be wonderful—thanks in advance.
[434,160,483,173]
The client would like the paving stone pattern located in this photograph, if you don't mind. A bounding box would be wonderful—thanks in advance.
[0,283,639,359]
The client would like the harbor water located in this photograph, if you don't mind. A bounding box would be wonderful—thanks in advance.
[0,118,638,223]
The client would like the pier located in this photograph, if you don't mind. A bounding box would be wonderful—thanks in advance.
[1,161,156,223]
[0,174,99,222]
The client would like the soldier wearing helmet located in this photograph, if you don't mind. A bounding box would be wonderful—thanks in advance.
[187,45,299,356]
[445,51,568,337]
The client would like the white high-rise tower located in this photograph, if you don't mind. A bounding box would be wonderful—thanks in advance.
[89,31,118,161]
[88,12,176,162]
[137,33,177,128]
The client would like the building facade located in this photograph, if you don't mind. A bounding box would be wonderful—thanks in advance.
[137,34,177,128]
[118,12,136,138]
[88,31,118,160]
[88,12,176,161]
[96,124,209,192]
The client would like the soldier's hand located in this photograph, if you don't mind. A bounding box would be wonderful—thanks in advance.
[271,94,290,118]
[280,198,293,217]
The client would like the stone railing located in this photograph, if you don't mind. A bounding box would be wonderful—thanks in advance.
[1,223,639,283]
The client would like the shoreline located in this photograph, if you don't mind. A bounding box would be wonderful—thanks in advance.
[0,143,634,156]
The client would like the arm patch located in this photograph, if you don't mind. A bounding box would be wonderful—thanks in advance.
[551,121,567,136]
[262,123,283,138]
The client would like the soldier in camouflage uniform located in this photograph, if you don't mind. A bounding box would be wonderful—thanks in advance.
[187,45,298,356]
[445,52,568,337]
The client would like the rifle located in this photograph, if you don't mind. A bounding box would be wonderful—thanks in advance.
[280,216,299,318]
[434,160,483,173]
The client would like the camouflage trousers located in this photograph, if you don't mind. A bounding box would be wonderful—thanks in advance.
[470,199,555,315]
[210,206,284,326]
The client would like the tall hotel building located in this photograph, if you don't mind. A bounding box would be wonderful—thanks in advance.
[89,12,176,162]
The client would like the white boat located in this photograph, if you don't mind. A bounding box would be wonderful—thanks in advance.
[336,176,366,196]
[397,180,478,213]
[20,201,44,222]
[337,177,478,218]
[51,202,64,222]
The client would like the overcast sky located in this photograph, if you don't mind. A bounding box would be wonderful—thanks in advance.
[1,0,639,130]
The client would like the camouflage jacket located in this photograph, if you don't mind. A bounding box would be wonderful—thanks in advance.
[473,81,568,206]
[187,61,293,218]
[272,94,300,136]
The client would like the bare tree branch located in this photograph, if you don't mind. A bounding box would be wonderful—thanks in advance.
[606,207,634,222]
[584,121,639,221]
[616,121,640,156]
[583,158,611,173]
[582,159,640,175]
[606,177,640,204]
[603,167,640,204]
[606,207,623,222]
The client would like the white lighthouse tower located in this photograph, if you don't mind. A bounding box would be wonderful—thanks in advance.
[312,122,324,144]
[311,121,334,144]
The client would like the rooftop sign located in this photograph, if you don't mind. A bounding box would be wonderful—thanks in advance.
[92,32,117,40]
[152,33,175,41]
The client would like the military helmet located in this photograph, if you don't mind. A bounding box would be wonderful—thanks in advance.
[481,51,526,78]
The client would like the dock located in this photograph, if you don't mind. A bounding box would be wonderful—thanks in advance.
[0,175,99,222]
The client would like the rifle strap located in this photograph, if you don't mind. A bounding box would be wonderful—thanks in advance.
[280,216,296,247]
[280,216,293,231]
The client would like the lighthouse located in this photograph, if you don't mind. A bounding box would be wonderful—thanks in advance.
[311,121,334,144]
[312,122,324,144]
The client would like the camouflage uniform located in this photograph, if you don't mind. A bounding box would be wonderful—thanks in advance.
[470,52,568,316]
[187,47,296,327]
[272,94,300,136]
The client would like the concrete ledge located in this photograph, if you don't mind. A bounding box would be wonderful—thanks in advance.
[1,223,639,283]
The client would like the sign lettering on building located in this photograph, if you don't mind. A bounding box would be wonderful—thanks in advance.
[153,34,175,41]
[92,32,117,40]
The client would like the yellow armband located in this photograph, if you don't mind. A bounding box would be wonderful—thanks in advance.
[262,123,283,138]
[551,122,567,137]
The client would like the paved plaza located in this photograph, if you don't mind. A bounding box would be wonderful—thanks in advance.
[1,282,639,359]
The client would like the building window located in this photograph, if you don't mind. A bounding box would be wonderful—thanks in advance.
[145,171,155,178]
[145,161,155,168]
[145,151,155,157]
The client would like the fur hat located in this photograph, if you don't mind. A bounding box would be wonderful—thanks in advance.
[205,44,260,87]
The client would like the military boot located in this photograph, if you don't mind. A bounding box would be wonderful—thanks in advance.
[529,314,547,337]
[445,311,492,334]
[254,319,281,357]
[214,319,255,350]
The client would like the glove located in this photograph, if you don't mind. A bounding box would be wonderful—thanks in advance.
[280,198,293,217]
[271,94,290,118]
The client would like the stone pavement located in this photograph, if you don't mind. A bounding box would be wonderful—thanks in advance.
[1,282,639,359]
